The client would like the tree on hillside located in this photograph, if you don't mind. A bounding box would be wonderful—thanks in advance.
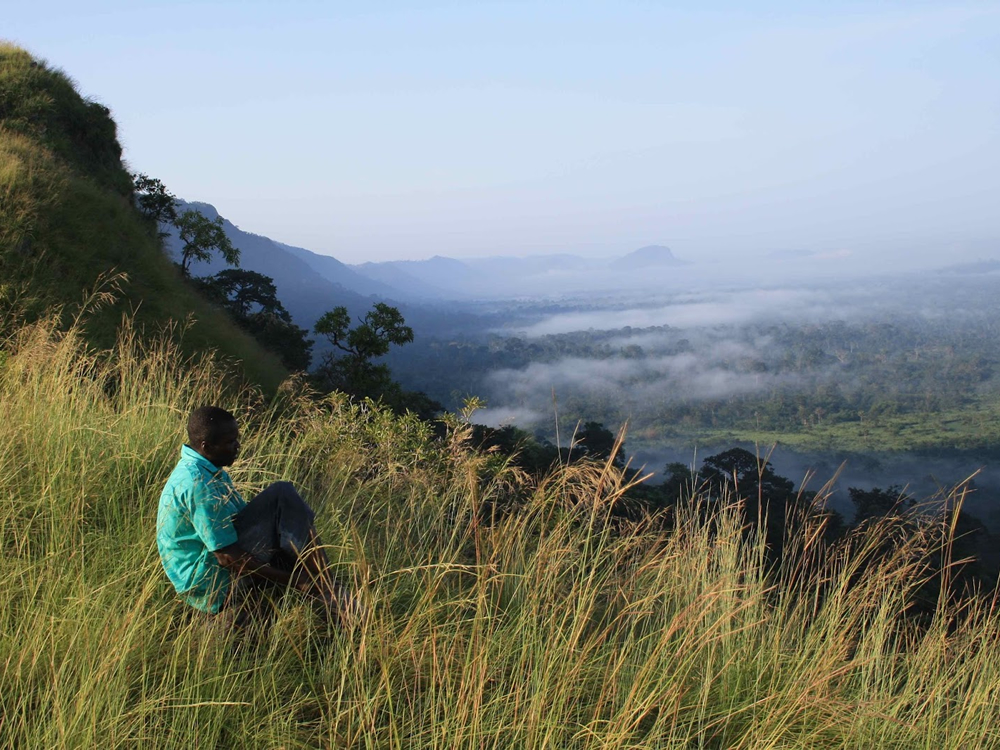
[240,310,313,372]
[199,268,281,318]
[130,173,177,230]
[659,462,696,506]
[174,210,239,277]
[314,302,414,400]
[196,268,312,371]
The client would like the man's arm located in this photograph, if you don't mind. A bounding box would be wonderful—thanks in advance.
[214,543,308,590]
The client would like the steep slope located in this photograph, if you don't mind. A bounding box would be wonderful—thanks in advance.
[0,44,288,391]
[161,201,392,326]
[160,204,487,364]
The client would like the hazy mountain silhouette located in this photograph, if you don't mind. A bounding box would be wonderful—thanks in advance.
[937,258,1000,275]
[353,256,475,300]
[161,201,401,325]
[274,240,405,299]
[351,247,687,299]
[612,245,683,269]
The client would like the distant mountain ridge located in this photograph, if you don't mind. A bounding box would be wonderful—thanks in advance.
[352,256,471,300]
[159,203,492,343]
[938,258,1000,275]
[273,240,405,299]
[612,245,683,269]
[350,246,686,299]
[163,206,691,303]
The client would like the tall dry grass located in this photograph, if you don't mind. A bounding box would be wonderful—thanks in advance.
[0,314,998,748]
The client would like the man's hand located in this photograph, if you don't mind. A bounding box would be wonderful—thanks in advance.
[214,543,293,588]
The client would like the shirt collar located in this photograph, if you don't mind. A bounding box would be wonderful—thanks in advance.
[181,443,222,473]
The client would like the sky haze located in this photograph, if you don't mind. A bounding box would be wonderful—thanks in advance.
[7,1,999,265]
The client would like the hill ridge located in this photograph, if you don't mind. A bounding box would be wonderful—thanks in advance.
[0,44,288,391]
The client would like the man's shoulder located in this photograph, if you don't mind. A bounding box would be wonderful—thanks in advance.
[161,455,212,502]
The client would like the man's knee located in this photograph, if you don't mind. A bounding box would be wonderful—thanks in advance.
[271,482,313,514]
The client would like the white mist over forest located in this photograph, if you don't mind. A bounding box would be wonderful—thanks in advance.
[468,268,975,428]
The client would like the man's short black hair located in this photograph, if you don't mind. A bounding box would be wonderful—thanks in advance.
[187,406,237,447]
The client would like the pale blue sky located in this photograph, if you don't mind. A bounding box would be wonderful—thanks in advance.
[7,1,1000,265]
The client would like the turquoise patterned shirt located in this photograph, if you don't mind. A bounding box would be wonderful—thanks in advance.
[156,445,246,613]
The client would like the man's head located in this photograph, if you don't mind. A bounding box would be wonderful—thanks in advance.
[187,406,241,467]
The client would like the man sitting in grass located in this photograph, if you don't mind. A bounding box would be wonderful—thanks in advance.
[157,405,350,626]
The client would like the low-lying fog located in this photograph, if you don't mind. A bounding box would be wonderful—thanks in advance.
[472,268,998,429]
[514,286,876,337]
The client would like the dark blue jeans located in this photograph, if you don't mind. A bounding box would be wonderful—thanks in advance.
[226,483,354,626]
[232,481,316,570]
[222,482,318,623]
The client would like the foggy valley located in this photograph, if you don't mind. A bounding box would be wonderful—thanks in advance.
[383,261,1000,526]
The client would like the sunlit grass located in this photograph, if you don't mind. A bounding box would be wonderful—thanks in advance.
[1,316,998,748]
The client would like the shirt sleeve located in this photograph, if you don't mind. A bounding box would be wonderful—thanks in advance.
[189,474,239,552]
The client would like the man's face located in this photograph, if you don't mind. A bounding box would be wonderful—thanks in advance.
[199,420,241,467]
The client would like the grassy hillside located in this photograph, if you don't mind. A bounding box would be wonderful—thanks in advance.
[0,43,288,392]
[1,309,999,748]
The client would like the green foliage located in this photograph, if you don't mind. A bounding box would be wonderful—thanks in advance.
[849,484,914,525]
[314,302,415,403]
[392,308,1000,453]
[0,43,131,195]
[659,461,696,505]
[316,301,413,359]
[130,171,177,228]
[471,422,561,476]
[574,420,624,466]
[174,209,239,277]
[699,447,793,498]
[199,268,281,318]
[243,311,313,371]
[195,268,313,371]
